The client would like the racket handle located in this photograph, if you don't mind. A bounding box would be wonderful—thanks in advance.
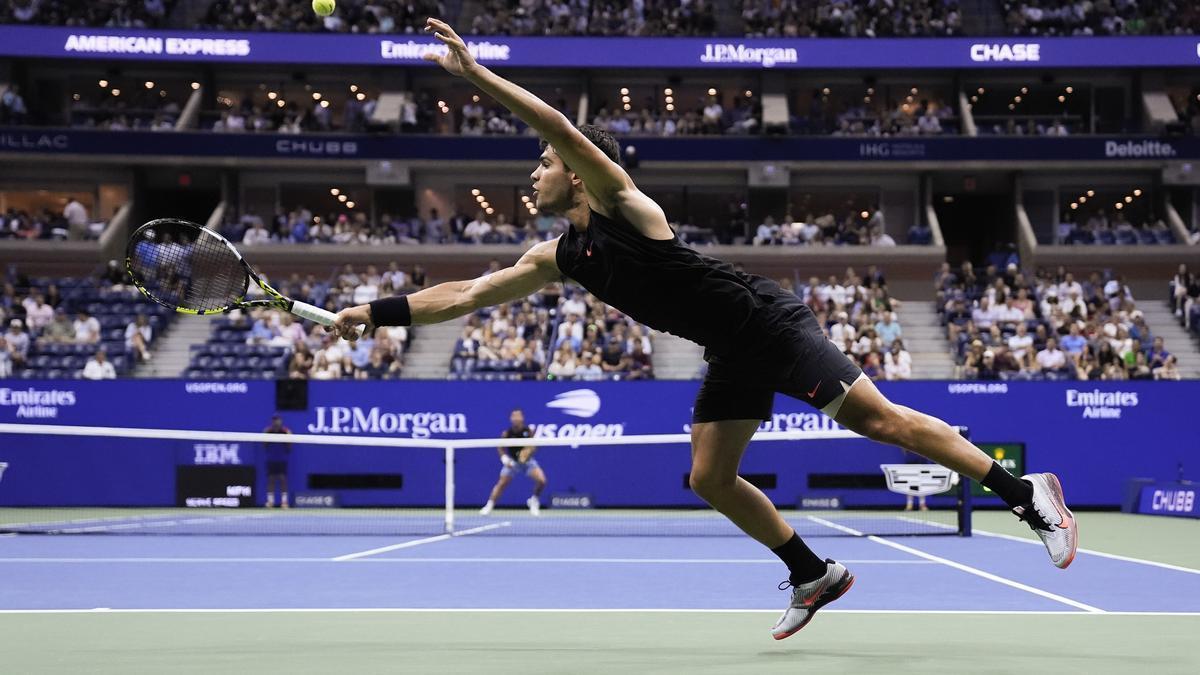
[291,301,365,338]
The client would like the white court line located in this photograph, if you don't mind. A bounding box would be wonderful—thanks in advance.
[331,522,510,561]
[0,608,1195,616]
[805,516,1105,614]
[0,557,934,565]
[975,528,1200,577]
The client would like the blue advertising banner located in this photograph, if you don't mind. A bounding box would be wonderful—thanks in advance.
[1,128,1197,163]
[1,26,1199,69]
[1136,483,1199,518]
[0,380,1196,509]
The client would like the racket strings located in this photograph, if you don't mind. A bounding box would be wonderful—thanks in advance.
[128,221,247,312]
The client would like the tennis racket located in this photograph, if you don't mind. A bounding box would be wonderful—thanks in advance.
[125,218,357,334]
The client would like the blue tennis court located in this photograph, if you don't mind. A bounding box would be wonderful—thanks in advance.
[3,512,1198,673]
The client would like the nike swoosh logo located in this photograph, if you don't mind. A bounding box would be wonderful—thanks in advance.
[586,245,593,257]
[806,381,822,398]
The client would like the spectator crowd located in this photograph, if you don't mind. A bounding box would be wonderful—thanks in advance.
[743,0,963,37]
[938,260,1182,381]
[1003,0,1200,36]
[469,0,717,36]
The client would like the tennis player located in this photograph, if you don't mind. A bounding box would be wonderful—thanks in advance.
[263,414,291,509]
[479,408,547,516]
[332,17,1078,640]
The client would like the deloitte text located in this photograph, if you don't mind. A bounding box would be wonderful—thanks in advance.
[1066,389,1138,419]
[0,387,76,419]
[307,406,467,438]
[700,43,797,68]
[1104,140,1176,158]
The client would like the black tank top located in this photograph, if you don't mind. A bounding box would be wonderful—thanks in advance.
[555,209,805,358]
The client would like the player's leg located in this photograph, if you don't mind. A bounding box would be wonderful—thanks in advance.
[265,475,276,508]
[480,472,512,515]
[526,463,546,515]
[278,472,289,509]
[833,375,1077,568]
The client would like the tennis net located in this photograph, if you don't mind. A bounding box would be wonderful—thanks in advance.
[0,423,971,537]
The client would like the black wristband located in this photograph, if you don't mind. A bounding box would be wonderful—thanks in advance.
[369,296,412,327]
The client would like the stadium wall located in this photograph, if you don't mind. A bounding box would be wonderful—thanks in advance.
[0,380,1193,510]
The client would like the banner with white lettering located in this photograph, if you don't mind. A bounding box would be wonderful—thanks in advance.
[0,379,1195,507]
[1,26,1199,69]
[3,128,1199,163]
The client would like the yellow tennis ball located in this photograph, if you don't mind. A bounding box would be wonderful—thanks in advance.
[312,0,335,17]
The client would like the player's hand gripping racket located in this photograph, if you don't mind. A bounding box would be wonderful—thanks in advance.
[125,218,361,337]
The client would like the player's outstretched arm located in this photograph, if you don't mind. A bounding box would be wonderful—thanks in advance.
[329,239,560,340]
[422,18,632,210]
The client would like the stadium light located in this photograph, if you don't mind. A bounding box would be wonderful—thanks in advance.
[971,95,978,103]
[98,79,108,88]
[1124,196,1133,203]
[664,88,673,96]
[620,88,629,96]
[437,100,445,107]
[1014,96,1022,103]
[338,195,347,203]
[471,189,481,196]
[111,89,120,97]
[476,195,485,203]
[905,95,913,103]
[1087,190,1095,197]
[481,202,490,209]
[191,82,200,90]
[144,81,154,89]
[320,100,330,108]
[977,87,985,94]
[530,208,538,214]
[472,95,480,102]
[268,92,277,100]
[864,96,871,103]
[910,87,918,95]
[331,189,340,196]
[160,90,167,98]
[1070,203,1078,209]
[621,95,630,103]
[665,104,675,111]
[860,211,870,219]
[521,196,530,203]
[1133,189,1142,196]
[485,207,494,215]
[1065,86,1074,94]
[1079,196,1087,203]
[1021,87,1029,94]
[1115,202,1123,209]
[72,94,79,101]
[1008,104,1015,110]
[313,92,322,100]
[356,93,366,101]
[277,100,285,108]
[350,85,358,92]
[822,87,831,96]
[1058,96,1066,103]
[745,90,753,97]
[623,104,631,111]
[707,88,717,96]
[867,87,875,95]
[346,201,355,209]
[665,96,674,103]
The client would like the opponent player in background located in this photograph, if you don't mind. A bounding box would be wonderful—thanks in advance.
[263,414,291,509]
[479,408,547,516]
[333,17,1078,640]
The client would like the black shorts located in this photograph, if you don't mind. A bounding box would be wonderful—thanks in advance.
[266,461,288,477]
[693,305,863,424]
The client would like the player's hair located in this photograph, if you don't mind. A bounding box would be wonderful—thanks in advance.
[539,125,622,167]
[511,408,524,414]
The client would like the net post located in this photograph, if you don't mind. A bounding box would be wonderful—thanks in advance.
[444,446,455,534]
[957,425,973,537]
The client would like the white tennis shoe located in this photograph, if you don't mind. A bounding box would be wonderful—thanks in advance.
[527,496,541,516]
[770,559,855,640]
[1014,473,1078,569]
[479,501,494,516]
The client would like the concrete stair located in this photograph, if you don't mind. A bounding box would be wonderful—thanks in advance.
[650,331,705,380]
[1141,303,1200,378]
[897,301,956,379]
[402,319,465,380]
[133,316,212,378]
